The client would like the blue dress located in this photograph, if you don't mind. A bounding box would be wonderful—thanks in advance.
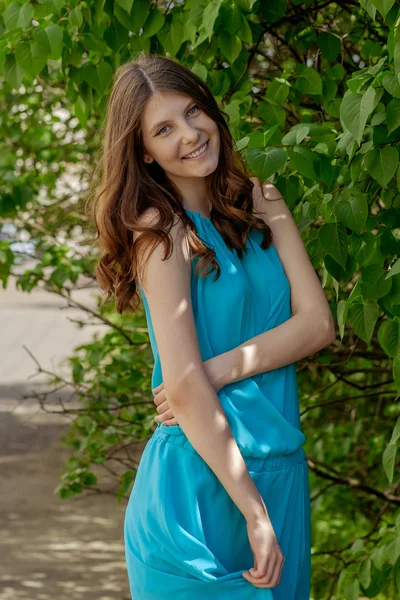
[124,208,311,599]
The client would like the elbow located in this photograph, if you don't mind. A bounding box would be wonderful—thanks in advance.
[319,315,336,347]
[163,384,187,409]
[165,370,211,408]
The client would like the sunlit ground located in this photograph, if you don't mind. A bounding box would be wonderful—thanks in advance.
[0,277,131,599]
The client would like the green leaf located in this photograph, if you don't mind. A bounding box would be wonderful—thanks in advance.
[386,98,400,134]
[360,0,377,19]
[19,2,34,27]
[82,33,108,53]
[4,2,21,30]
[34,28,51,55]
[218,31,242,64]
[81,63,102,94]
[290,147,318,180]
[386,257,400,279]
[263,124,281,145]
[394,10,400,84]
[393,355,400,399]
[74,96,87,128]
[203,0,223,39]
[282,125,309,146]
[337,299,349,340]
[382,73,400,98]
[158,15,184,56]
[115,0,134,13]
[385,533,400,565]
[259,0,287,23]
[371,0,395,19]
[361,39,382,59]
[70,5,83,28]
[244,147,287,180]
[238,13,253,44]
[378,319,400,356]
[359,558,372,590]
[361,264,393,301]
[4,2,34,30]
[342,578,360,600]
[335,191,368,234]
[30,39,48,77]
[389,415,400,444]
[96,60,113,94]
[128,0,149,34]
[114,2,135,30]
[388,274,400,303]
[296,67,322,95]
[99,20,123,50]
[142,8,165,38]
[83,472,98,486]
[348,301,379,344]
[51,0,64,15]
[371,545,386,570]
[45,24,63,60]
[191,63,207,81]
[317,32,341,61]
[222,1,242,35]
[258,100,286,126]
[364,146,399,188]
[383,442,398,485]
[319,222,348,268]
[340,87,376,145]
[266,79,290,104]
[15,41,33,74]
[236,136,250,151]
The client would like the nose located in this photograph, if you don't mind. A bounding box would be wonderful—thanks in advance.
[180,122,200,145]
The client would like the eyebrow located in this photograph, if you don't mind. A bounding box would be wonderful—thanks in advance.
[150,99,194,135]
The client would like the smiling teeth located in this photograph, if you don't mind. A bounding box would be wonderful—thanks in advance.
[184,142,207,159]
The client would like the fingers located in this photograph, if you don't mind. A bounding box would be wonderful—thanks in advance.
[155,400,169,415]
[153,392,165,407]
[154,409,174,422]
[152,389,178,426]
[153,399,178,425]
[152,382,164,394]
[163,417,179,425]
[242,555,284,588]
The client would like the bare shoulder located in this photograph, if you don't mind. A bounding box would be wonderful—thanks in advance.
[134,207,190,291]
[133,207,186,244]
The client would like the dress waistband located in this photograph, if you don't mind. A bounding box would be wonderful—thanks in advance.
[151,424,306,473]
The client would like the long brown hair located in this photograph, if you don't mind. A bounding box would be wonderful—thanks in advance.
[87,52,273,314]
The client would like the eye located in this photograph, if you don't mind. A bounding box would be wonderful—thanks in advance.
[156,105,200,136]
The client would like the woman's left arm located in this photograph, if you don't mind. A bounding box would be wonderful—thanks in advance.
[205,178,335,389]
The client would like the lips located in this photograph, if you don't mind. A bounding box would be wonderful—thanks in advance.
[182,139,209,159]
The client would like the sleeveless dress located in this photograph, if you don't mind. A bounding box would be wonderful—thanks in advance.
[124,208,311,599]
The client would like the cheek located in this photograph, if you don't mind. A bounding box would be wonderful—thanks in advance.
[157,139,180,161]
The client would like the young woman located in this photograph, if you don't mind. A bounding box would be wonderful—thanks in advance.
[92,52,335,599]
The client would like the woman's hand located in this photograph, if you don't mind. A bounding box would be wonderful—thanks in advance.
[152,358,225,426]
[242,515,284,589]
[152,384,179,426]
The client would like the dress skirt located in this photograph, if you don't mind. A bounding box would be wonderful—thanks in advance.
[124,424,311,599]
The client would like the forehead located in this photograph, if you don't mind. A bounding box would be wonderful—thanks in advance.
[142,90,193,131]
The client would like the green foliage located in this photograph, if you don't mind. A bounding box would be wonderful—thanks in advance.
[1,0,400,597]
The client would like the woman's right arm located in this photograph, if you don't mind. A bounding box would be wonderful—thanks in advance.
[135,209,268,523]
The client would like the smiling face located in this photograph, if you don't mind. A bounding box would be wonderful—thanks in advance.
[141,90,220,184]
